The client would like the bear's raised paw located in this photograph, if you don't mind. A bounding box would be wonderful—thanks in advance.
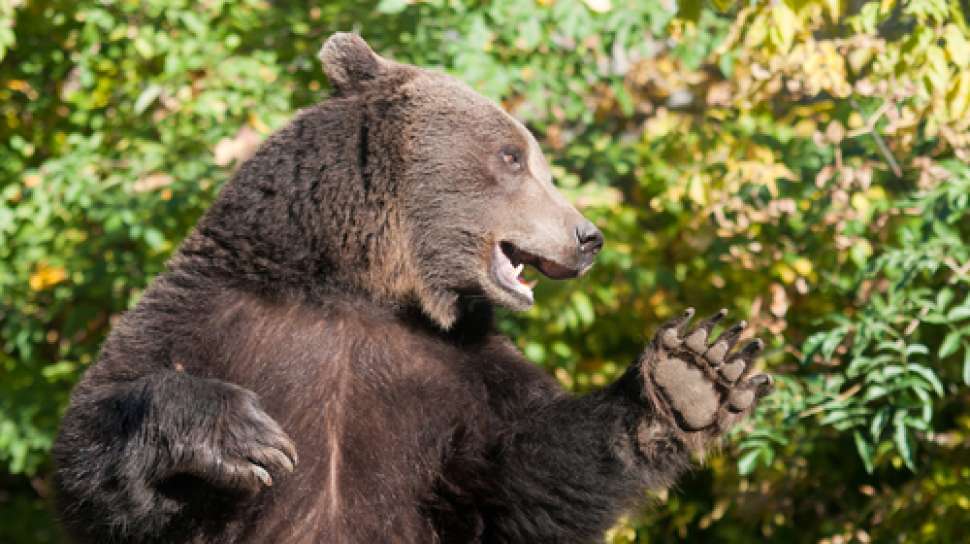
[640,308,773,435]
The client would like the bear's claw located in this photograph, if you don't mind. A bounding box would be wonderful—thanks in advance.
[166,385,298,495]
[641,308,772,434]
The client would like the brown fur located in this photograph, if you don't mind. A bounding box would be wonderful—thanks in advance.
[52,34,770,543]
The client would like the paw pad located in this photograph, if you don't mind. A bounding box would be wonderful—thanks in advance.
[654,357,719,430]
[641,309,772,433]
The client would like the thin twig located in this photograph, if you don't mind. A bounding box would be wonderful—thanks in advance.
[849,98,902,178]
[799,382,863,418]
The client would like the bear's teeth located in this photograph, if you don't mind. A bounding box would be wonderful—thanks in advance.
[492,242,533,301]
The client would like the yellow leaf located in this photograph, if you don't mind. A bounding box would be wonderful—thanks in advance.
[771,2,798,52]
[823,0,840,20]
[29,263,67,291]
[866,186,887,202]
[944,24,970,68]
[744,14,769,48]
[947,70,970,121]
[851,192,870,217]
[794,119,817,138]
[847,47,873,73]
[258,66,277,83]
[848,111,864,129]
[248,113,271,135]
[582,0,611,13]
[687,174,706,205]
[774,263,796,284]
[925,46,951,91]
[793,257,813,277]
[23,173,41,188]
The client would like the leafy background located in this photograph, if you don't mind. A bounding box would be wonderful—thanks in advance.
[2,0,969,542]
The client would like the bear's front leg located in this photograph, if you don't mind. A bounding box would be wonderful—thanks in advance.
[146,372,299,494]
[637,308,773,451]
[463,309,773,543]
[54,370,299,541]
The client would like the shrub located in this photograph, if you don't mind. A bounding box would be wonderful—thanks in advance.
[1,1,967,541]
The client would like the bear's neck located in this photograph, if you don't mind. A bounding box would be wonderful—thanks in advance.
[397,297,497,344]
[167,100,474,335]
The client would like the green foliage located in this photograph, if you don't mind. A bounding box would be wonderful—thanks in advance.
[2,0,969,542]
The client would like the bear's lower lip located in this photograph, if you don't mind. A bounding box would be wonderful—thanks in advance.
[491,242,536,303]
[499,241,579,280]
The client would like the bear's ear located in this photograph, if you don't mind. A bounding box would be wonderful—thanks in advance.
[318,33,388,95]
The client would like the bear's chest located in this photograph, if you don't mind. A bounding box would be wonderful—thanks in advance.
[202,296,494,449]
[202,301,497,541]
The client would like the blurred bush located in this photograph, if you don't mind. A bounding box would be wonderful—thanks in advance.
[1,1,968,542]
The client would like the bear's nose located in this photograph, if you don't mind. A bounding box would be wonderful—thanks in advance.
[576,221,604,257]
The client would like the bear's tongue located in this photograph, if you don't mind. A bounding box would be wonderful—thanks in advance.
[492,243,535,302]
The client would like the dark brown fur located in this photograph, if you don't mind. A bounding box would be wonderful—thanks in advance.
[52,34,771,543]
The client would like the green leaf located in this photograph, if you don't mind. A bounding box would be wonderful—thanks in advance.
[871,407,890,440]
[922,312,949,324]
[904,415,930,431]
[41,361,77,381]
[143,228,165,249]
[936,288,954,310]
[963,343,970,385]
[744,429,789,445]
[877,340,904,354]
[134,84,162,115]
[854,430,874,473]
[862,384,888,402]
[819,409,850,425]
[523,342,545,363]
[821,330,845,361]
[376,0,409,14]
[939,330,963,358]
[571,291,595,327]
[894,412,915,471]
[737,448,761,476]
[882,365,905,380]
[180,12,207,36]
[800,332,827,365]
[905,343,929,357]
[905,363,944,396]
[677,0,702,21]
[948,305,970,322]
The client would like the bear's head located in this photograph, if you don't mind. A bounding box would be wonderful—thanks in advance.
[317,33,603,329]
[196,33,602,330]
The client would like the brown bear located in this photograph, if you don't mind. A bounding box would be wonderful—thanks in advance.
[52,33,772,543]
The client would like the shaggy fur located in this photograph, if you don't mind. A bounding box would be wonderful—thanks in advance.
[52,34,771,543]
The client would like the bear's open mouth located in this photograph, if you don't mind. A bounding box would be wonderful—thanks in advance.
[491,241,577,302]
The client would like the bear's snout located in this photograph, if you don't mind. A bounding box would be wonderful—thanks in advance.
[575,220,604,270]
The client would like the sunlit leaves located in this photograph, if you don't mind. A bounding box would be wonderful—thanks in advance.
[2,0,970,541]
[0,0,292,479]
[651,10,970,528]
[0,0,19,62]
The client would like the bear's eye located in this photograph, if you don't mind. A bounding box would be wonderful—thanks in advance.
[499,145,523,172]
